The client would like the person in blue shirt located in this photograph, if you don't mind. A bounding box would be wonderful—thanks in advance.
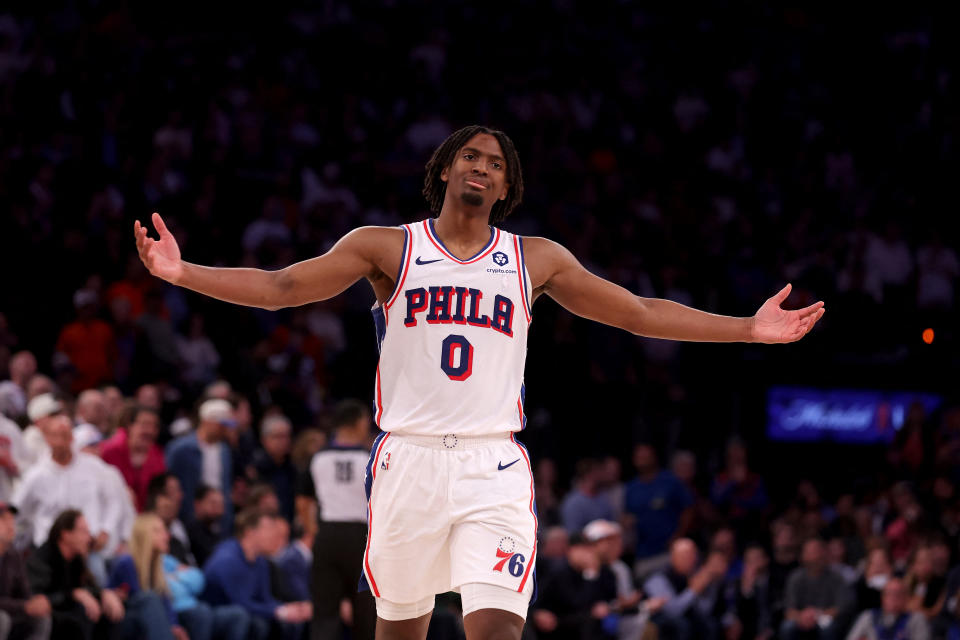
[624,444,694,562]
[202,509,312,640]
[559,458,616,534]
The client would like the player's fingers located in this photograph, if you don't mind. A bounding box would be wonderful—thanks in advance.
[152,212,168,237]
[770,283,792,305]
[797,301,824,317]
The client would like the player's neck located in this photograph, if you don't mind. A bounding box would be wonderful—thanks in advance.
[433,211,491,252]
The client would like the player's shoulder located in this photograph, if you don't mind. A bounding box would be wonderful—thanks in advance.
[513,235,576,265]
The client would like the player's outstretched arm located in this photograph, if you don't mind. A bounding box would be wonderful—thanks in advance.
[525,237,825,344]
[134,212,398,311]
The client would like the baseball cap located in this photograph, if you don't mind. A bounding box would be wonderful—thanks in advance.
[0,501,18,515]
[27,393,63,422]
[199,398,237,428]
[583,519,622,542]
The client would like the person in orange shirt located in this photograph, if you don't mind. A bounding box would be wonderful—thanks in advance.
[55,290,116,393]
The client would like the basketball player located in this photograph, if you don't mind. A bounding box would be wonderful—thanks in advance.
[134,125,825,640]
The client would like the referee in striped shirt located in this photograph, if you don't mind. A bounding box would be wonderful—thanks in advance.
[298,400,376,640]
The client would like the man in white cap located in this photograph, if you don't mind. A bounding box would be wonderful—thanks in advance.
[584,519,663,640]
[166,398,236,534]
[21,394,63,471]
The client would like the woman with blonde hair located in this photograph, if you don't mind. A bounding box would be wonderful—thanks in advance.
[110,512,251,640]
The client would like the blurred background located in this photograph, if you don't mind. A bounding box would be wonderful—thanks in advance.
[1,2,958,639]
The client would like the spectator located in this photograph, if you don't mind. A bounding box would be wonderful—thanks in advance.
[769,521,801,630]
[729,544,773,640]
[101,404,166,512]
[186,486,225,568]
[0,500,51,640]
[165,399,234,532]
[853,547,894,615]
[625,444,693,567]
[904,545,946,621]
[827,537,859,585]
[145,474,194,567]
[54,290,116,393]
[845,578,929,640]
[110,513,250,640]
[26,510,124,640]
[0,351,37,419]
[781,538,852,640]
[12,410,112,556]
[202,509,311,640]
[250,414,296,521]
[246,484,280,515]
[531,532,619,639]
[643,538,727,640]
[584,519,656,640]
[74,390,109,437]
[0,410,26,502]
[710,438,768,543]
[274,523,312,604]
[561,459,616,535]
[175,315,220,390]
[20,394,60,472]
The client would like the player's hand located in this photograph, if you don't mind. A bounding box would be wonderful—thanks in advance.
[134,212,184,284]
[750,283,825,344]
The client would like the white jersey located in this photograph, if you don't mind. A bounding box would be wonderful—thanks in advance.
[372,219,532,436]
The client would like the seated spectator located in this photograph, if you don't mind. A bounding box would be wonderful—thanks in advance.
[21,393,58,475]
[769,521,801,630]
[74,390,109,438]
[101,404,166,512]
[584,519,658,640]
[0,500,51,640]
[26,510,124,640]
[110,513,249,640]
[145,474,194,566]
[905,545,946,620]
[853,548,894,614]
[537,526,571,584]
[781,538,852,640]
[186,486,225,568]
[827,536,859,585]
[266,518,299,604]
[165,399,234,533]
[560,458,615,535]
[625,444,693,567]
[202,509,311,640]
[643,537,727,640]
[274,523,312,604]
[250,414,296,521]
[729,544,773,640]
[845,578,929,640]
[531,532,619,639]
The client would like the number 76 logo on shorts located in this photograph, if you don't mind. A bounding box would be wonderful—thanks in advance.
[493,537,526,578]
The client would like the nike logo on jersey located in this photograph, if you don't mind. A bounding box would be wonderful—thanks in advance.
[498,458,520,471]
[415,257,443,265]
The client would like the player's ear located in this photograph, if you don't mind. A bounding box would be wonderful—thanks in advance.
[499,183,509,201]
[440,166,449,183]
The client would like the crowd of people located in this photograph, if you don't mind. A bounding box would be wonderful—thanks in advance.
[1,2,959,639]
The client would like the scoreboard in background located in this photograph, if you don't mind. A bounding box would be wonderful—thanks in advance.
[766,386,943,444]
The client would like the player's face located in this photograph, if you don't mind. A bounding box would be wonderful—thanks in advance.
[441,133,509,211]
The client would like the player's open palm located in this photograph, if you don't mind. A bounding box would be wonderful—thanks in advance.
[134,212,183,283]
[751,283,825,344]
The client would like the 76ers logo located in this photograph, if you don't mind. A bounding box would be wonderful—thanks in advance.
[492,537,526,578]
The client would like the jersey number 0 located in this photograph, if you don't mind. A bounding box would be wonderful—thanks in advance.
[440,334,473,381]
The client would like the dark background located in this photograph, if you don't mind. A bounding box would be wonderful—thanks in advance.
[1,2,957,507]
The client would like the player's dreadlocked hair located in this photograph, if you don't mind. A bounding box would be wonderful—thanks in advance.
[422,125,524,226]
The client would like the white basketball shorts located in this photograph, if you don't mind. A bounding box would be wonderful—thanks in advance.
[359,431,538,608]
